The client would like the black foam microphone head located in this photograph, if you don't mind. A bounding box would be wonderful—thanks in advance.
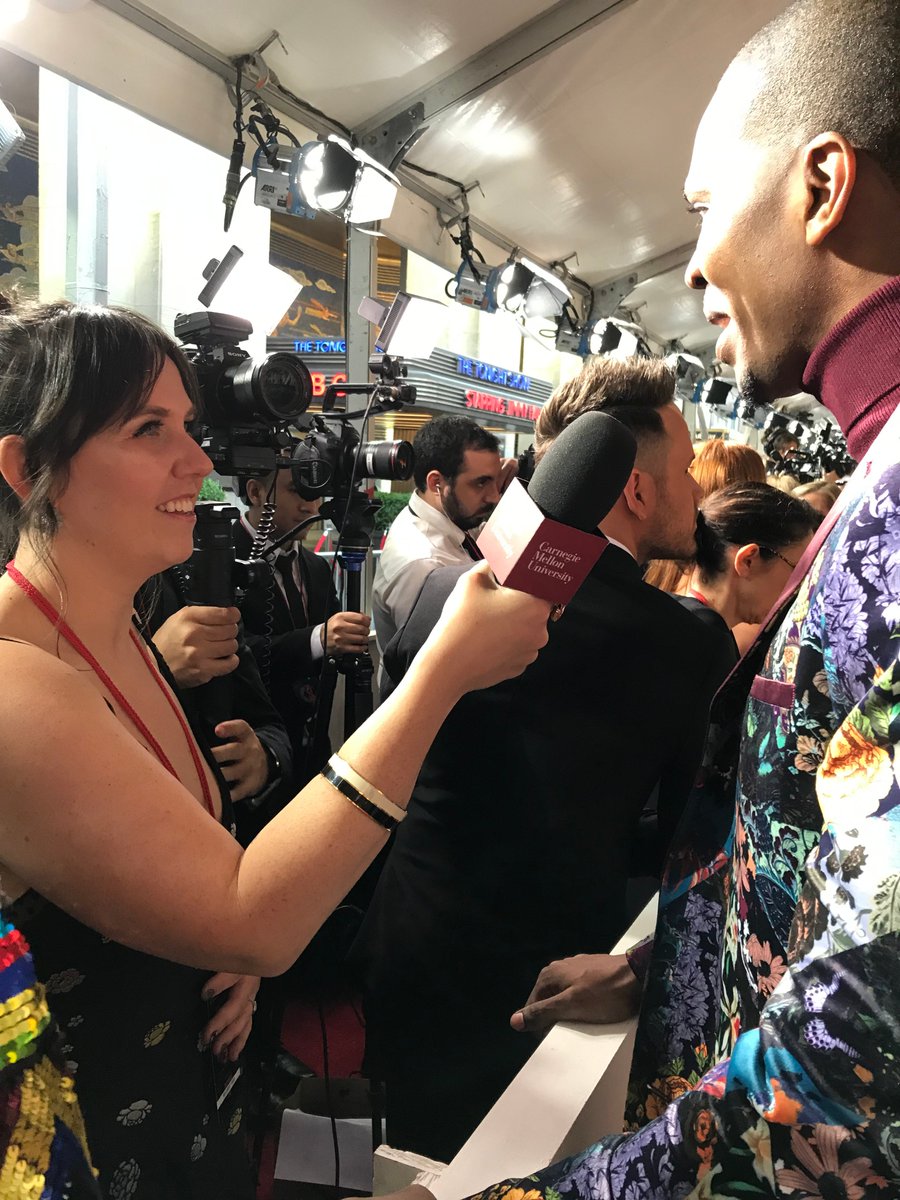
[527,411,637,532]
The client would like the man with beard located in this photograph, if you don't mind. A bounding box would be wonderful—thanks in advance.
[372,416,503,661]
[406,1,900,1196]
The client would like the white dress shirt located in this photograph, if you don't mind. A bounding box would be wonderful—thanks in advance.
[372,491,477,656]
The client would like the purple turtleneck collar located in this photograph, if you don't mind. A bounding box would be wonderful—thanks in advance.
[802,275,900,462]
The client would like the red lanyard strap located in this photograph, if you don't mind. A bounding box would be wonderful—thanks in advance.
[4,562,215,818]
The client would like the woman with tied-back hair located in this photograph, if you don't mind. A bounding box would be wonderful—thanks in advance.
[676,482,818,658]
[0,299,550,1197]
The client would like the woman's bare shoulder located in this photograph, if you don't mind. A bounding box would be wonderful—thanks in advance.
[0,638,103,721]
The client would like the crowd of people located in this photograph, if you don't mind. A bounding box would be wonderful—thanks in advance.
[2,0,900,1197]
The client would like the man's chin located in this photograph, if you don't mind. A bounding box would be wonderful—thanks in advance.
[737,358,808,410]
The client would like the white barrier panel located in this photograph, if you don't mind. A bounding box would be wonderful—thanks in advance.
[373,893,658,1198]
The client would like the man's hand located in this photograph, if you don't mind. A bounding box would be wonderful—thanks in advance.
[201,971,260,1062]
[212,719,270,801]
[322,611,371,654]
[153,605,240,688]
[510,953,641,1035]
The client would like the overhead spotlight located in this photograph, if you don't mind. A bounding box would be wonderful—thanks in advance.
[554,318,587,356]
[0,98,25,172]
[446,260,495,311]
[701,378,735,409]
[589,318,624,356]
[486,256,571,318]
[291,136,399,225]
[665,351,706,383]
[198,244,303,334]
[0,0,29,28]
[554,301,596,356]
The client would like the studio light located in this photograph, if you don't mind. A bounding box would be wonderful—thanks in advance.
[589,319,624,356]
[0,98,25,172]
[666,351,706,384]
[198,245,302,334]
[0,0,29,29]
[701,378,735,409]
[554,319,587,356]
[585,317,653,360]
[446,260,494,310]
[291,136,399,225]
[486,256,571,318]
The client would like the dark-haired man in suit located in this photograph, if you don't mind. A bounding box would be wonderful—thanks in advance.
[235,468,370,789]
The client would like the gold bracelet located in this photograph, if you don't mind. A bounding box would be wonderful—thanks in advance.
[328,754,407,824]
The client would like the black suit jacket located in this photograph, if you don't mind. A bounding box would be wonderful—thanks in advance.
[233,520,341,786]
[356,546,736,1062]
[140,569,294,846]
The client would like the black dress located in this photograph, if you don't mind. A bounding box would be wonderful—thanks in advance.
[7,649,255,1200]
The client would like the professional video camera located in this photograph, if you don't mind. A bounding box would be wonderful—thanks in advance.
[175,309,313,477]
[290,352,414,534]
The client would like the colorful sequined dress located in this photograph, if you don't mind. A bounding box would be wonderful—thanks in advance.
[0,915,98,1198]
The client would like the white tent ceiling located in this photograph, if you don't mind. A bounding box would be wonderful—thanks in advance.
[19,0,793,351]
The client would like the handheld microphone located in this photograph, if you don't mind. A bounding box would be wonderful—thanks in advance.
[477,411,637,604]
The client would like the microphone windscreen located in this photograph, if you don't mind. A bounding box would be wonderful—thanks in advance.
[528,411,637,532]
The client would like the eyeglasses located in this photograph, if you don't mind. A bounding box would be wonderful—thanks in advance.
[761,547,798,570]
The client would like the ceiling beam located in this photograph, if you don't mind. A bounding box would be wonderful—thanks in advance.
[91,0,593,297]
[356,0,637,138]
[587,242,696,292]
[91,0,692,309]
[91,0,350,137]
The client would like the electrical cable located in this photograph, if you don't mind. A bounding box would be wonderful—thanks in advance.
[403,159,468,192]
[317,993,341,1187]
[272,81,353,141]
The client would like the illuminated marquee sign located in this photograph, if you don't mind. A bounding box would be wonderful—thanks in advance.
[456,356,531,393]
[310,372,347,397]
[465,389,542,423]
[294,338,347,354]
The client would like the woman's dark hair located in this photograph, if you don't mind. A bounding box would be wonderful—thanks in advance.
[694,482,820,580]
[0,299,198,561]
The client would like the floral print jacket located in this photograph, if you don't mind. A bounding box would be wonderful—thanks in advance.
[467,421,900,1195]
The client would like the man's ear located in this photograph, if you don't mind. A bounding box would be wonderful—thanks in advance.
[0,435,31,502]
[245,478,263,508]
[802,132,856,247]
[424,469,445,495]
[621,467,654,522]
[733,543,761,578]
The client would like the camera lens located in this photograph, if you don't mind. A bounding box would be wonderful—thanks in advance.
[227,353,313,422]
[360,440,414,482]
